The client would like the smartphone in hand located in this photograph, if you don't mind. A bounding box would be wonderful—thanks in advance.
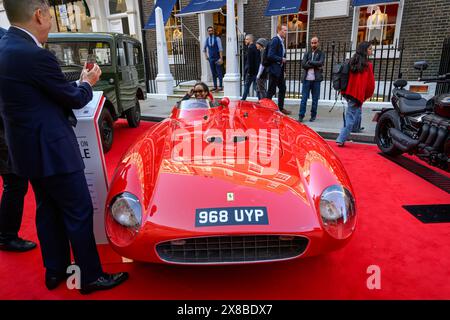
[86,54,96,71]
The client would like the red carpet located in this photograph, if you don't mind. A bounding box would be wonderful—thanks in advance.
[0,120,449,300]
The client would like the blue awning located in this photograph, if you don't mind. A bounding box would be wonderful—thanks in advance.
[352,0,398,6]
[144,0,178,29]
[177,0,226,17]
[265,0,302,16]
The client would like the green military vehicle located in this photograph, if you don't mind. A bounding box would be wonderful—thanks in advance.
[46,32,147,152]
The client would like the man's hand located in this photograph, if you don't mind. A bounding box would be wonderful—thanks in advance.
[282,58,287,64]
[81,63,102,87]
[217,58,223,65]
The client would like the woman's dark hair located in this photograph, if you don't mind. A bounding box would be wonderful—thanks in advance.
[194,82,210,94]
[349,41,372,73]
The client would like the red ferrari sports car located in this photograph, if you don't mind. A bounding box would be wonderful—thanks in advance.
[105,97,356,264]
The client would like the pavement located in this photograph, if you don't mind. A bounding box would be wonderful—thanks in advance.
[140,96,379,144]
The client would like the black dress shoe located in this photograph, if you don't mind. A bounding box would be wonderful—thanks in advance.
[80,272,129,295]
[0,237,37,252]
[45,274,68,290]
[309,116,316,122]
[298,116,304,122]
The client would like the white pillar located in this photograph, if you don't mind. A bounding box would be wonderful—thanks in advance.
[85,0,107,32]
[223,0,240,99]
[155,7,174,96]
[199,13,213,83]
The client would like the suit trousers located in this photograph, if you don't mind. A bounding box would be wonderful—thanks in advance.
[0,173,28,238]
[267,73,286,110]
[30,170,103,284]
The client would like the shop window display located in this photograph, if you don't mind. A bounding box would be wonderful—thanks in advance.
[165,0,183,54]
[357,3,399,46]
[50,0,92,33]
[277,0,309,49]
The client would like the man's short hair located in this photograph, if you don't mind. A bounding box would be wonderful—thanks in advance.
[245,34,255,42]
[4,0,50,24]
[207,26,214,31]
[277,24,287,32]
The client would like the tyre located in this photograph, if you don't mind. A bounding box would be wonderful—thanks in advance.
[375,109,403,156]
[98,107,114,153]
[126,99,141,128]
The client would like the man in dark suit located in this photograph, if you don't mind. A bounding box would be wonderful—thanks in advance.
[0,26,36,253]
[266,24,291,115]
[299,36,325,122]
[0,0,128,294]
[241,34,260,100]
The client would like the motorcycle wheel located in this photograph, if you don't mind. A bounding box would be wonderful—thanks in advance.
[375,110,403,156]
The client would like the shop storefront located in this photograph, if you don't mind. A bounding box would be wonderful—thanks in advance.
[49,0,93,33]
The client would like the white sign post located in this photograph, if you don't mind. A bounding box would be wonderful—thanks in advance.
[72,91,109,244]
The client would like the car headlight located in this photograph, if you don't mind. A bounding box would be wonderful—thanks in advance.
[319,185,356,239]
[110,192,142,229]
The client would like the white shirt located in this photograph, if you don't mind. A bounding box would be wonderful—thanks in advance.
[306,51,316,81]
[277,34,286,58]
[11,25,43,48]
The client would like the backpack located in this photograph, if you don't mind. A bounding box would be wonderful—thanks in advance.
[332,60,350,92]
[261,41,271,67]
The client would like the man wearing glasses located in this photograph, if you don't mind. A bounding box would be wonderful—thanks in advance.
[299,37,325,122]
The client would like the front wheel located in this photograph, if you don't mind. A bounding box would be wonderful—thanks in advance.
[375,110,403,156]
[125,100,141,128]
[98,108,114,153]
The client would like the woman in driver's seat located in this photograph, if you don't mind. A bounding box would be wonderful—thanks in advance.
[182,82,214,101]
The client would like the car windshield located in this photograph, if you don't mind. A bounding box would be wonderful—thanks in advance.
[46,41,112,67]
[178,99,214,110]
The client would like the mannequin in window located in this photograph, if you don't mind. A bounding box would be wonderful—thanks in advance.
[366,5,387,45]
[173,28,182,41]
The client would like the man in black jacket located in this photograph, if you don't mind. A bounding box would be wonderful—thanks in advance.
[241,34,260,100]
[299,37,325,122]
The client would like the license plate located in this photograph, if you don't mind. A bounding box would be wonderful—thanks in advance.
[195,207,269,227]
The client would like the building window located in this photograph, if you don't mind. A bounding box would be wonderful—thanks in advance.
[165,0,183,54]
[50,1,92,33]
[277,0,309,49]
[109,0,127,15]
[354,2,401,46]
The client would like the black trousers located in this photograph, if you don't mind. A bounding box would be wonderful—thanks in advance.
[267,73,287,110]
[0,173,29,238]
[30,170,103,284]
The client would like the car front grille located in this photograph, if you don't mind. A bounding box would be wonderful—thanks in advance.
[63,71,81,82]
[156,235,309,264]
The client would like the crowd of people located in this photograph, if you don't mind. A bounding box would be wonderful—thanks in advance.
[204,24,375,144]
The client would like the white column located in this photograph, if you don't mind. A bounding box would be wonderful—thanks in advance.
[223,0,240,98]
[199,13,213,83]
[85,0,107,32]
[155,7,174,96]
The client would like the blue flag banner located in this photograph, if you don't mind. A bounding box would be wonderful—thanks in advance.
[145,0,178,29]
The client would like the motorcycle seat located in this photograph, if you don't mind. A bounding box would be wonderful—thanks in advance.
[398,97,428,115]
[396,89,422,100]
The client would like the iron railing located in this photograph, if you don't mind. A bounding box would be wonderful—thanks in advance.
[436,37,450,95]
[238,39,405,102]
[169,39,202,86]
[147,49,158,94]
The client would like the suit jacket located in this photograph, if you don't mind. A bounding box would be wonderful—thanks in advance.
[244,43,260,76]
[0,27,93,178]
[267,36,285,78]
[301,49,325,82]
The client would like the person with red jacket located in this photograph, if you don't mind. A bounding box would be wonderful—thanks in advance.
[336,42,375,146]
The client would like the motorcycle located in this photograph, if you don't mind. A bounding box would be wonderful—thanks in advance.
[374,61,450,171]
